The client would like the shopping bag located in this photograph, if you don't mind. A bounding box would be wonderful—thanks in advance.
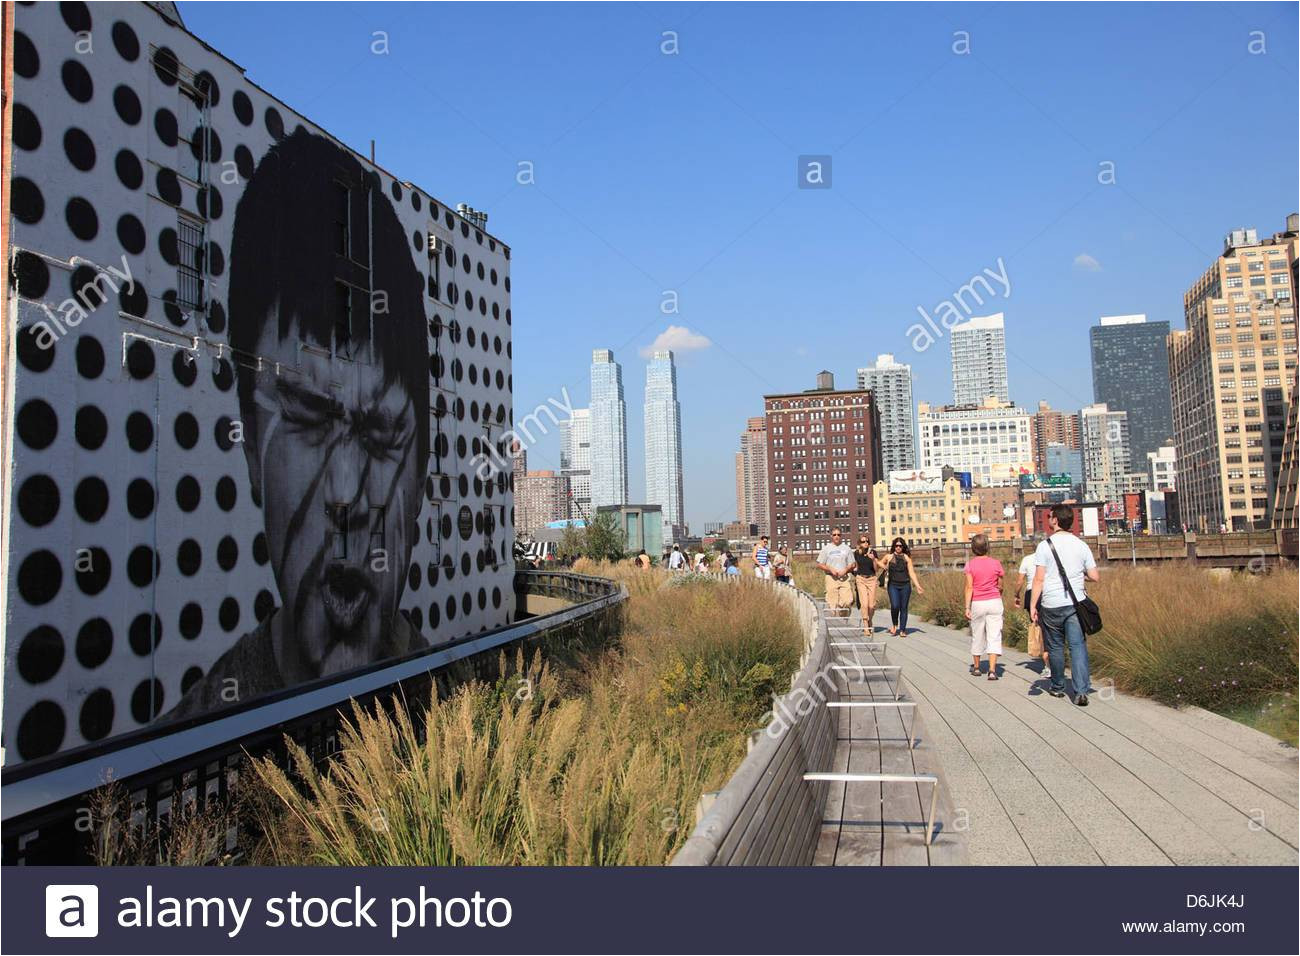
[1027,621,1043,657]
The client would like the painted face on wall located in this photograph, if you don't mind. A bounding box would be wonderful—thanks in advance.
[246,326,421,681]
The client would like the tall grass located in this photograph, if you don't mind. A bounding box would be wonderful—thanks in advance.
[911,563,1299,744]
[249,567,804,864]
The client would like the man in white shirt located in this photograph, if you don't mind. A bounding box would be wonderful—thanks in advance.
[815,528,855,612]
[1013,546,1048,673]
[668,544,686,571]
[1030,504,1100,705]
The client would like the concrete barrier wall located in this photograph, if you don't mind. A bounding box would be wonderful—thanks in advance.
[671,585,835,866]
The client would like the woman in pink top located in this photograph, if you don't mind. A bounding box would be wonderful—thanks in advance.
[963,534,1005,680]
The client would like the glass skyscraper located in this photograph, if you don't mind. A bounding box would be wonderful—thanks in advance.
[1089,314,1174,468]
[643,350,685,533]
[589,349,628,508]
[558,408,591,521]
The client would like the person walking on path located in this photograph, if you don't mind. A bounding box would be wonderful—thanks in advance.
[772,548,791,585]
[815,529,855,614]
[964,534,1005,679]
[852,536,881,634]
[752,535,773,580]
[881,537,924,635]
[668,544,686,571]
[1013,543,1048,673]
[634,550,651,570]
[1030,504,1100,705]
[722,550,741,577]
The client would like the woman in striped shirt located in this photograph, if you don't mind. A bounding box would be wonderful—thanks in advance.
[751,535,773,580]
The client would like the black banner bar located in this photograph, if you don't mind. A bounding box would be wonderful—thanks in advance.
[4,866,1297,954]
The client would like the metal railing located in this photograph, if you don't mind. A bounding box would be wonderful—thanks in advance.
[2,571,625,865]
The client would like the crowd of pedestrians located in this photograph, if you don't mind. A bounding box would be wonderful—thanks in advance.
[654,506,1097,704]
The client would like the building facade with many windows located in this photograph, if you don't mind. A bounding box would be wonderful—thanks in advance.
[1089,314,1174,468]
[856,353,915,474]
[917,397,1033,487]
[950,312,1009,406]
[1080,403,1134,503]
[1170,216,1298,531]
[1030,401,1081,474]
[763,374,884,555]
[643,350,685,534]
[589,349,628,509]
[735,416,769,536]
[558,407,591,521]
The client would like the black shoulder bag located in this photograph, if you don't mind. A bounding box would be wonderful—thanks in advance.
[1046,539,1102,635]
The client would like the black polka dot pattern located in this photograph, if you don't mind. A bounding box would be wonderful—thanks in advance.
[3,0,514,763]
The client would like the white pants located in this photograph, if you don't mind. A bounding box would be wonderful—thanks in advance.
[754,564,773,580]
[970,599,1004,656]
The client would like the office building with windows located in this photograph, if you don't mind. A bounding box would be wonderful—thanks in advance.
[589,349,628,508]
[558,408,592,521]
[763,373,884,555]
[1080,403,1135,503]
[857,353,916,473]
[643,350,685,533]
[917,397,1033,487]
[1170,215,1299,530]
[1030,401,1081,474]
[1090,314,1174,467]
[735,416,769,535]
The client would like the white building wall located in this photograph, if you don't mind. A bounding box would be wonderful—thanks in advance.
[2,2,514,762]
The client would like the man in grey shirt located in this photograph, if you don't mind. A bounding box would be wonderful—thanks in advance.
[816,528,855,613]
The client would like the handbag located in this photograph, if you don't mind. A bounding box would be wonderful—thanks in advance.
[1046,539,1102,635]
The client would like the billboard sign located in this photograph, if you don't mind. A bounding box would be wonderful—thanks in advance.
[889,467,944,494]
[1019,472,1073,489]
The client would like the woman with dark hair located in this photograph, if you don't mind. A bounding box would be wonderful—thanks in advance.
[882,537,924,636]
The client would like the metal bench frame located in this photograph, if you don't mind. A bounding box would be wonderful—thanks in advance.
[804,770,940,846]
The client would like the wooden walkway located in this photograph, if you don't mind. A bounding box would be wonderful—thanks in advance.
[813,607,968,866]
[830,606,1299,866]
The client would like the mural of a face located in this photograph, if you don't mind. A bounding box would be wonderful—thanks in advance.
[246,331,422,681]
[167,128,431,714]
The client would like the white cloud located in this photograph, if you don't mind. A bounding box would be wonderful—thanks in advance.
[1073,252,1102,272]
[640,325,712,358]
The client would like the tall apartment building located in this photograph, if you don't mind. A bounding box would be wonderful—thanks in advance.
[950,313,1009,405]
[1090,314,1174,466]
[516,471,571,536]
[917,397,1033,487]
[1273,369,1299,529]
[558,408,592,521]
[857,353,916,473]
[1080,403,1134,502]
[764,374,884,554]
[0,2,516,762]
[1031,401,1081,474]
[643,351,685,533]
[1170,216,1299,531]
[510,441,529,530]
[735,416,770,535]
[589,349,628,509]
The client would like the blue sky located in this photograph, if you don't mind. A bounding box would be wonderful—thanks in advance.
[184,1,1299,529]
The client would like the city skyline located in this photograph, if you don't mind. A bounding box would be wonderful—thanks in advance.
[183,4,1299,526]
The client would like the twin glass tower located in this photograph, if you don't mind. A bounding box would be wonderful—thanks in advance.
[587,348,684,535]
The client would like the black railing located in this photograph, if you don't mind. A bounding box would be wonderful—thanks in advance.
[1,571,625,865]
